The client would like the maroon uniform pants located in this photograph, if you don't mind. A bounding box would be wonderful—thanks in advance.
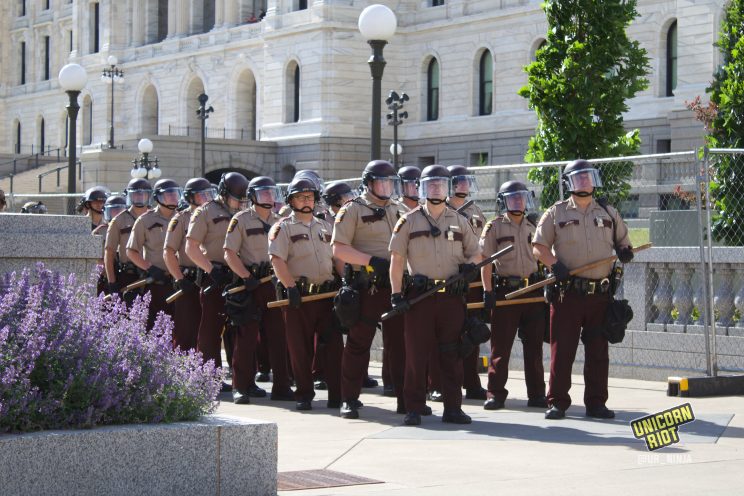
[341,288,405,405]
[145,283,174,330]
[283,299,343,403]
[548,292,610,411]
[462,285,484,391]
[248,281,291,394]
[487,290,546,402]
[173,286,201,351]
[197,286,230,369]
[404,291,465,414]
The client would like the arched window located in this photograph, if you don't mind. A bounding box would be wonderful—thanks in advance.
[286,62,300,123]
[666,21,677,97]
[532,39,547,62]
[141,85,159,136]
[427,58,439,121]
[235,70,257,139]
[478,51,493,116]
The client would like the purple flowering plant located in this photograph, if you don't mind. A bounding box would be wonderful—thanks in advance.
[0,264,223,433]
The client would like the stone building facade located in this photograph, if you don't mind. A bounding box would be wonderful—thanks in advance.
[0,0,726,192]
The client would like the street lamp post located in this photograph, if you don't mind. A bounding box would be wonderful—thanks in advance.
[101,55,123,149]
[130,138,162,180]
[196,93,214,177]
[386,90,409,168]
[358,5,397,161]
[58,63,88,215]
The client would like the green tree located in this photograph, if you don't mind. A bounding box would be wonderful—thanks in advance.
[705,0,744,245]
[519,0,650,208]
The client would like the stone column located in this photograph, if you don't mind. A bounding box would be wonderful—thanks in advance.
[224,0,239,26]
[215,0,225,28]
[167,0,178,37]
[132,0,145,46]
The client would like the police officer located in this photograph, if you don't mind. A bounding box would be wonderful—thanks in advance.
[397,166,421,212]
[533,159,633,420]
[78,185,110,230]
[126,179,181,328]
[186,172,251,395]
[0,189,6,211]
[322,181,358,218]
[389,165,482,426]
[224,176,294,403]
[332,160,406,419]
[93,195,126,294]
[164,178,216,351]
[481,181,547,410]
[445,165,487,400]
[268,177,343,411]
[104,178,152,297]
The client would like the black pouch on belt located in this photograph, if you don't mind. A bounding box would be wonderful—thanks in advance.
[333,285,361,329]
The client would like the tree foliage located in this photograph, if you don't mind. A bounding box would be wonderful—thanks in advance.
[705,0,744,245]
[519,0,650,208]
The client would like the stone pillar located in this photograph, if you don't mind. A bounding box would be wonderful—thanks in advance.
[224,0,239,26]
[132,0,146,46]
[215,0,225,28]
[167,0,178,37]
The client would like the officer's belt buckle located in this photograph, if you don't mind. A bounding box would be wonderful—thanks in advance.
[308,283,318,294]
[435,279,447,292]
[587,281,596,295]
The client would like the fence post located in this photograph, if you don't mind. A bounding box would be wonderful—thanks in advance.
[38,174,42,193]
[35,153,39,168]
[13,159,17,174]
[695,148,712,376]
[703,147,718,377]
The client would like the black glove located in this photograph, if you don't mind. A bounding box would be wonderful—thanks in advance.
[287,286,301,309]
[174,278,197,293]
[551,261,570,282]
[209,266,230,286]
[390,292,410,314]
[106,281,121,295]
[368,256,390,275]
[483,290,497,310]
[242,277,261,292]
[458,263,479,283]
[146,265,168,283]
[617,246,634,264]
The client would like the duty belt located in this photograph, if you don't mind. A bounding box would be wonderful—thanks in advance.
[562,276,611,295]
[493,273,542,290]
[350,268,391,291]
[180,266,199,282]
[278,277,339,297]
[407,274,468,297]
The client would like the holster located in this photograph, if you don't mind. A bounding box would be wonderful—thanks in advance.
[223,283,261,326]
[333,284,361,329]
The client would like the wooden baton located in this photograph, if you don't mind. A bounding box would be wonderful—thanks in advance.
[466,296,545,310]
[505,242,653,300]
[166,275,273,304]
[267,290,338,309]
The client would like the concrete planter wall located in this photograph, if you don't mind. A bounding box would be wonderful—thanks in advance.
[0,415,277,496]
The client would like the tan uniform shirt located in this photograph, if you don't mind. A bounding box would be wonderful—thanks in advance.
[480,214,537,278]
[164,209,197,268]
[104,208,139,265]
[533,197,631,279]
[332,192,400,262]
[224,208,280,266]
[449,201,486,237]
[186,200,233,263]
[268,214,334,284]
[389,206,480,280]
[127,209,171,270]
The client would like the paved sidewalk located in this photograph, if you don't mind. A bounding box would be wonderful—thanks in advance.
[216,364,744,495]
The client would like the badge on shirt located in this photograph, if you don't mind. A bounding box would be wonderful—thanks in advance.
[597,217,604,228]
[167,218,179,232]
[319,230,331,243]
[393,217,406,233]
[227,218,239,234]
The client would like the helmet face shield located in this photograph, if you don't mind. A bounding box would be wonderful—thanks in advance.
[252,186,281,207]
[104,203,127,222]
[401,180,419,200]
[565,168,602,192]
[127,189,152,208]
[190,187,217,206]
[156,187,183,207]
[419,177,450,202]
[450,174,479,197]
[502,190,535,213]
[368,176,401,200]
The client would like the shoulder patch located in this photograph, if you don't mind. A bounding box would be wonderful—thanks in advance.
[269,223,282,241]
[227,217,239,234]
[167,218,179,232]
[335,204,349,223]
[393,216,407,234]
[484,220,494,234]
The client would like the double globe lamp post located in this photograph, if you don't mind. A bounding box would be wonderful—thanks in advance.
[358,5,397,161]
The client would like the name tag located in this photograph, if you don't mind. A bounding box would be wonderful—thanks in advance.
[445,230,464,242]
[290,234,310,242]
[558,219,580,228]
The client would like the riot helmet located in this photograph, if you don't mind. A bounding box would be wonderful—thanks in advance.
[217,172,250,213]
[153,179,182,210]
[125,178,153,208]
[562,159,602,197]
[294,170,324,193]
[361,160,400,201]
[21,201,47,214]
[103,195,127,222]
[285,177,320,214]
[183,177,217,207]
[447,165,479,199]
[248,176,282,210]
[497,180,535,216]
[322,181,358,210]
[419,165,450,205]
[78,185,110,214]
[398,166,421,202]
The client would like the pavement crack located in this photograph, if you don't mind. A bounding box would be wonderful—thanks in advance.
[323,438,366,470]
